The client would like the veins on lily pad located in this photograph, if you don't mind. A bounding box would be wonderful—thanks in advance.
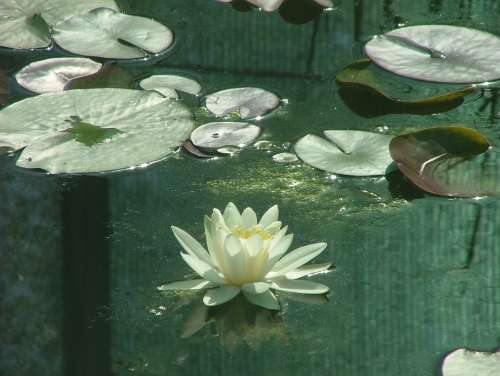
[62,116,123,147]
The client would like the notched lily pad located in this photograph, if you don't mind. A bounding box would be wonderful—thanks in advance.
[295,130,393,176]
[139,75,202,99]
[190,122,261,151]
[0,0,119,50]
[365,25,500,83]
[389,126,499,197]
[442,349,500,376]
[0,88,194,174]
[336,59,476,111]
[205,87,281,119]
[52,7,174,59]
[15,57,103,94]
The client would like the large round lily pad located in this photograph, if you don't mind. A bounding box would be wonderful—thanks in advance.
[442,349,500,376]
[0,0,119,49]
[15,58,102,94]
[52,8,173,59]
[364,25,500,83]
[205,87,281,120]
[389,126,499,197]
[294,130,393,176]
[0,88,194,174]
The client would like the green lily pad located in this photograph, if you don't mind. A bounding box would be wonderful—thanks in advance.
[0,0,119,50]
[0,88,194,174]
[64,64,134,90]
[389,126,497,197]
[139,75,202,99]
[205,87,281,119]
[15,58,102,94]
[294,130,393,176]
[442,349,500,376]
[364,25,500,84]
[52,7,174,59]
[336,59,476,109]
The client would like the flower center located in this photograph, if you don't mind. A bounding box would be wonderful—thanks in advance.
[232,225,272,240]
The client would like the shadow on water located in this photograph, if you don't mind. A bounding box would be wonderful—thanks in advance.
[279,0,324,24]
[338,87,466,118]
[62,176,111,376]
[385,166,426,201]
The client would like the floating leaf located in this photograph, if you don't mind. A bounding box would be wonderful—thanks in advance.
[205,87,281,120]
[294,130,393,176]
[0,0,119,49]
[364,25,500,84]
[190,122,261,151]
[52,8,173,59]
[15,58,102,94]
[272,152,298,163]
[0,88,194,174]
[181,140,215,159]
[64,64,134,90]
[139,75,202,99]
[389,126,498,197]
[336,59,476,109]
[442,349,500,376]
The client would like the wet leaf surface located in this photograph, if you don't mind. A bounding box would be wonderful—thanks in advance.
[190,122,261,151]
[336,59,476,111]
[442,349,500,376]
[295,130,393,176]
[389,126,499,197]
[365,25,500,83]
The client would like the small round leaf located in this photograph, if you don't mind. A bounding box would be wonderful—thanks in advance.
[191,122,261,150]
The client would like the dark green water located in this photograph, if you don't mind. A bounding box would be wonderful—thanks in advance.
[1,1,500,375]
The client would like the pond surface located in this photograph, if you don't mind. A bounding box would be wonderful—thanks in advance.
[1,1,500,375]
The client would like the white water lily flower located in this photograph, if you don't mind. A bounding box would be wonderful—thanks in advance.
[160,203,331,310]
[216,0,333,12]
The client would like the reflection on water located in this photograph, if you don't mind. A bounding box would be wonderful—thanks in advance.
[2,1,500,376]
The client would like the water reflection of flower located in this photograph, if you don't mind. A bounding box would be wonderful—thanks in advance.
[160,203,332,310]
[182,295,288,352]
[216,0,333,12]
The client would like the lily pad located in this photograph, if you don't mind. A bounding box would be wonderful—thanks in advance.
[294,130,393,176]
[0,0,119,50]
[336,59,476,108]
[52,7,173,59]
[15,58,102,94]
[190,122,261,151]
[442,349,500,376]
[364,25,500,84]
[205,87,281,119]
[0,88,194,174]
[64,64,134,90]
[389,126,498,197]
[139,75,202,99]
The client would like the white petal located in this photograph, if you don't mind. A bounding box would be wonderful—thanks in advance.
[243,290,280,310]
[270,279,329,294]
[204,215,217,263]
[157,279,215,291]
[203,286,240,306]
[260,234,294,277]
[211,208,229,231]
[241,207,258,229]
[268,234,294,260]
[224,235,246,280]
[267,242,327,278]
[242,282,270,295]
[285,262,332,280]
[223,202,241,229]
[259,205,279,227]
[171,226,212,265]
[180,253,225,284]
[246,234,263,257]
[268,225,288,248]
[265,221,282,235]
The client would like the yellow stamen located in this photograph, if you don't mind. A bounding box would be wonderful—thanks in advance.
[232,226,272,240]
